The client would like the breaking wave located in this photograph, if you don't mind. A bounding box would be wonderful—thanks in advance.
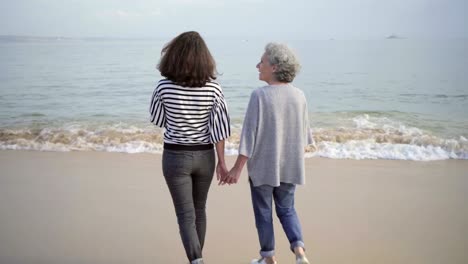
[1,115,467,161]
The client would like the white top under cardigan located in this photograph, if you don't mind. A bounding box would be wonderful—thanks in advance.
[239,84,313,187]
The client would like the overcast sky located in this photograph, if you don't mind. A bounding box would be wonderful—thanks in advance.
[1,0,467,39]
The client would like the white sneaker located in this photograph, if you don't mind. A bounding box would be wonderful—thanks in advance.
[296,255,310,264]
[251,258,277,264]
[191,258,204,264]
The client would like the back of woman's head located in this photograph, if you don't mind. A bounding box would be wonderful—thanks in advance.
[158,31,217,87]
[264,42,301,83]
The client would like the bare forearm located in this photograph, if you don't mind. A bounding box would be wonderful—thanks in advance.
[215,140,226,165]
[234,154,249,170]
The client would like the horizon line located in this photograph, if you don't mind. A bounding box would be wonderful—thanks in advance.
[1,34,467,42]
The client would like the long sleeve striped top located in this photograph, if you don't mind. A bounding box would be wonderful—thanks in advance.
[149,79,231,145]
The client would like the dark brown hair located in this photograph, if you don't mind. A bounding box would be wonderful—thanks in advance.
[157,31,217,87]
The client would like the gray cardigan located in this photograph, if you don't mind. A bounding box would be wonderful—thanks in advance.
[239,84,313,187]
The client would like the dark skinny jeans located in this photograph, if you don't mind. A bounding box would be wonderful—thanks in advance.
[162,148,215,262]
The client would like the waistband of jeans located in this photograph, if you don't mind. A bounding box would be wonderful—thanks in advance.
[163,143,214,151]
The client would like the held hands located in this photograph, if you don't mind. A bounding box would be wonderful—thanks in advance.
[216,161,228,182]
[217,164,242,186]
[216,163,242,185]
[217,154,248,186]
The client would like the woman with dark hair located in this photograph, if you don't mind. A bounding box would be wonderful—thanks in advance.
[222,42,312,264]
[149,31,230,264]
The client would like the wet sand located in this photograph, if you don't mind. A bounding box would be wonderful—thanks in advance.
[0,150,467,264]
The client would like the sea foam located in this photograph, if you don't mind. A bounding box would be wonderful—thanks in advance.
[1,115,467,161]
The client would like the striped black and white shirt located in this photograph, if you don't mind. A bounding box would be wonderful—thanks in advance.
[149,79,231,145]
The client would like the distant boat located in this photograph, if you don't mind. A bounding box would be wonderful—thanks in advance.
[386,34,404,39]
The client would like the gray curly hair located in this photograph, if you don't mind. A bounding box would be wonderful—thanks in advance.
[264,42,301,83]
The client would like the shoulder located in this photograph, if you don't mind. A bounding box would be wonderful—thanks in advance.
[205,80,222,90]
[156,79,178,91]
[205,80,221,88]
[250,85,275,101]
[247,86,268,106]
[204,80,224,98]
[289,84,307,100]
[291,84,304,94]
[157,78,173,86]
[251,86,269,97]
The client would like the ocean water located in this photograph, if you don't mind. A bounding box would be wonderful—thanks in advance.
[1,36,467,160]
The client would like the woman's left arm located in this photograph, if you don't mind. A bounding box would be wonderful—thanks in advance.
[211,87,231,181]
[215,140,228,181]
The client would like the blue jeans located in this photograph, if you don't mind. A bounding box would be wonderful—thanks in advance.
[249,178,305,258]
[162,149,215,262]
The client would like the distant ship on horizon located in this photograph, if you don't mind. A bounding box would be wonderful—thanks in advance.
[386,34,405,39]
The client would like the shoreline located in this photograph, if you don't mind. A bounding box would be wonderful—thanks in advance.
[1,150,467,264]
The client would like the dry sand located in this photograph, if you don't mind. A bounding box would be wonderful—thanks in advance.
[0,150,467,264]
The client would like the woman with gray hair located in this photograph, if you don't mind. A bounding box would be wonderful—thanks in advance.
[221,43,312,264]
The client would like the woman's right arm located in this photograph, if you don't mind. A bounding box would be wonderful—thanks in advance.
[149,87,165,127]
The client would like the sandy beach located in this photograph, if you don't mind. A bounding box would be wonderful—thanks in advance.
[0,150,467,264]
